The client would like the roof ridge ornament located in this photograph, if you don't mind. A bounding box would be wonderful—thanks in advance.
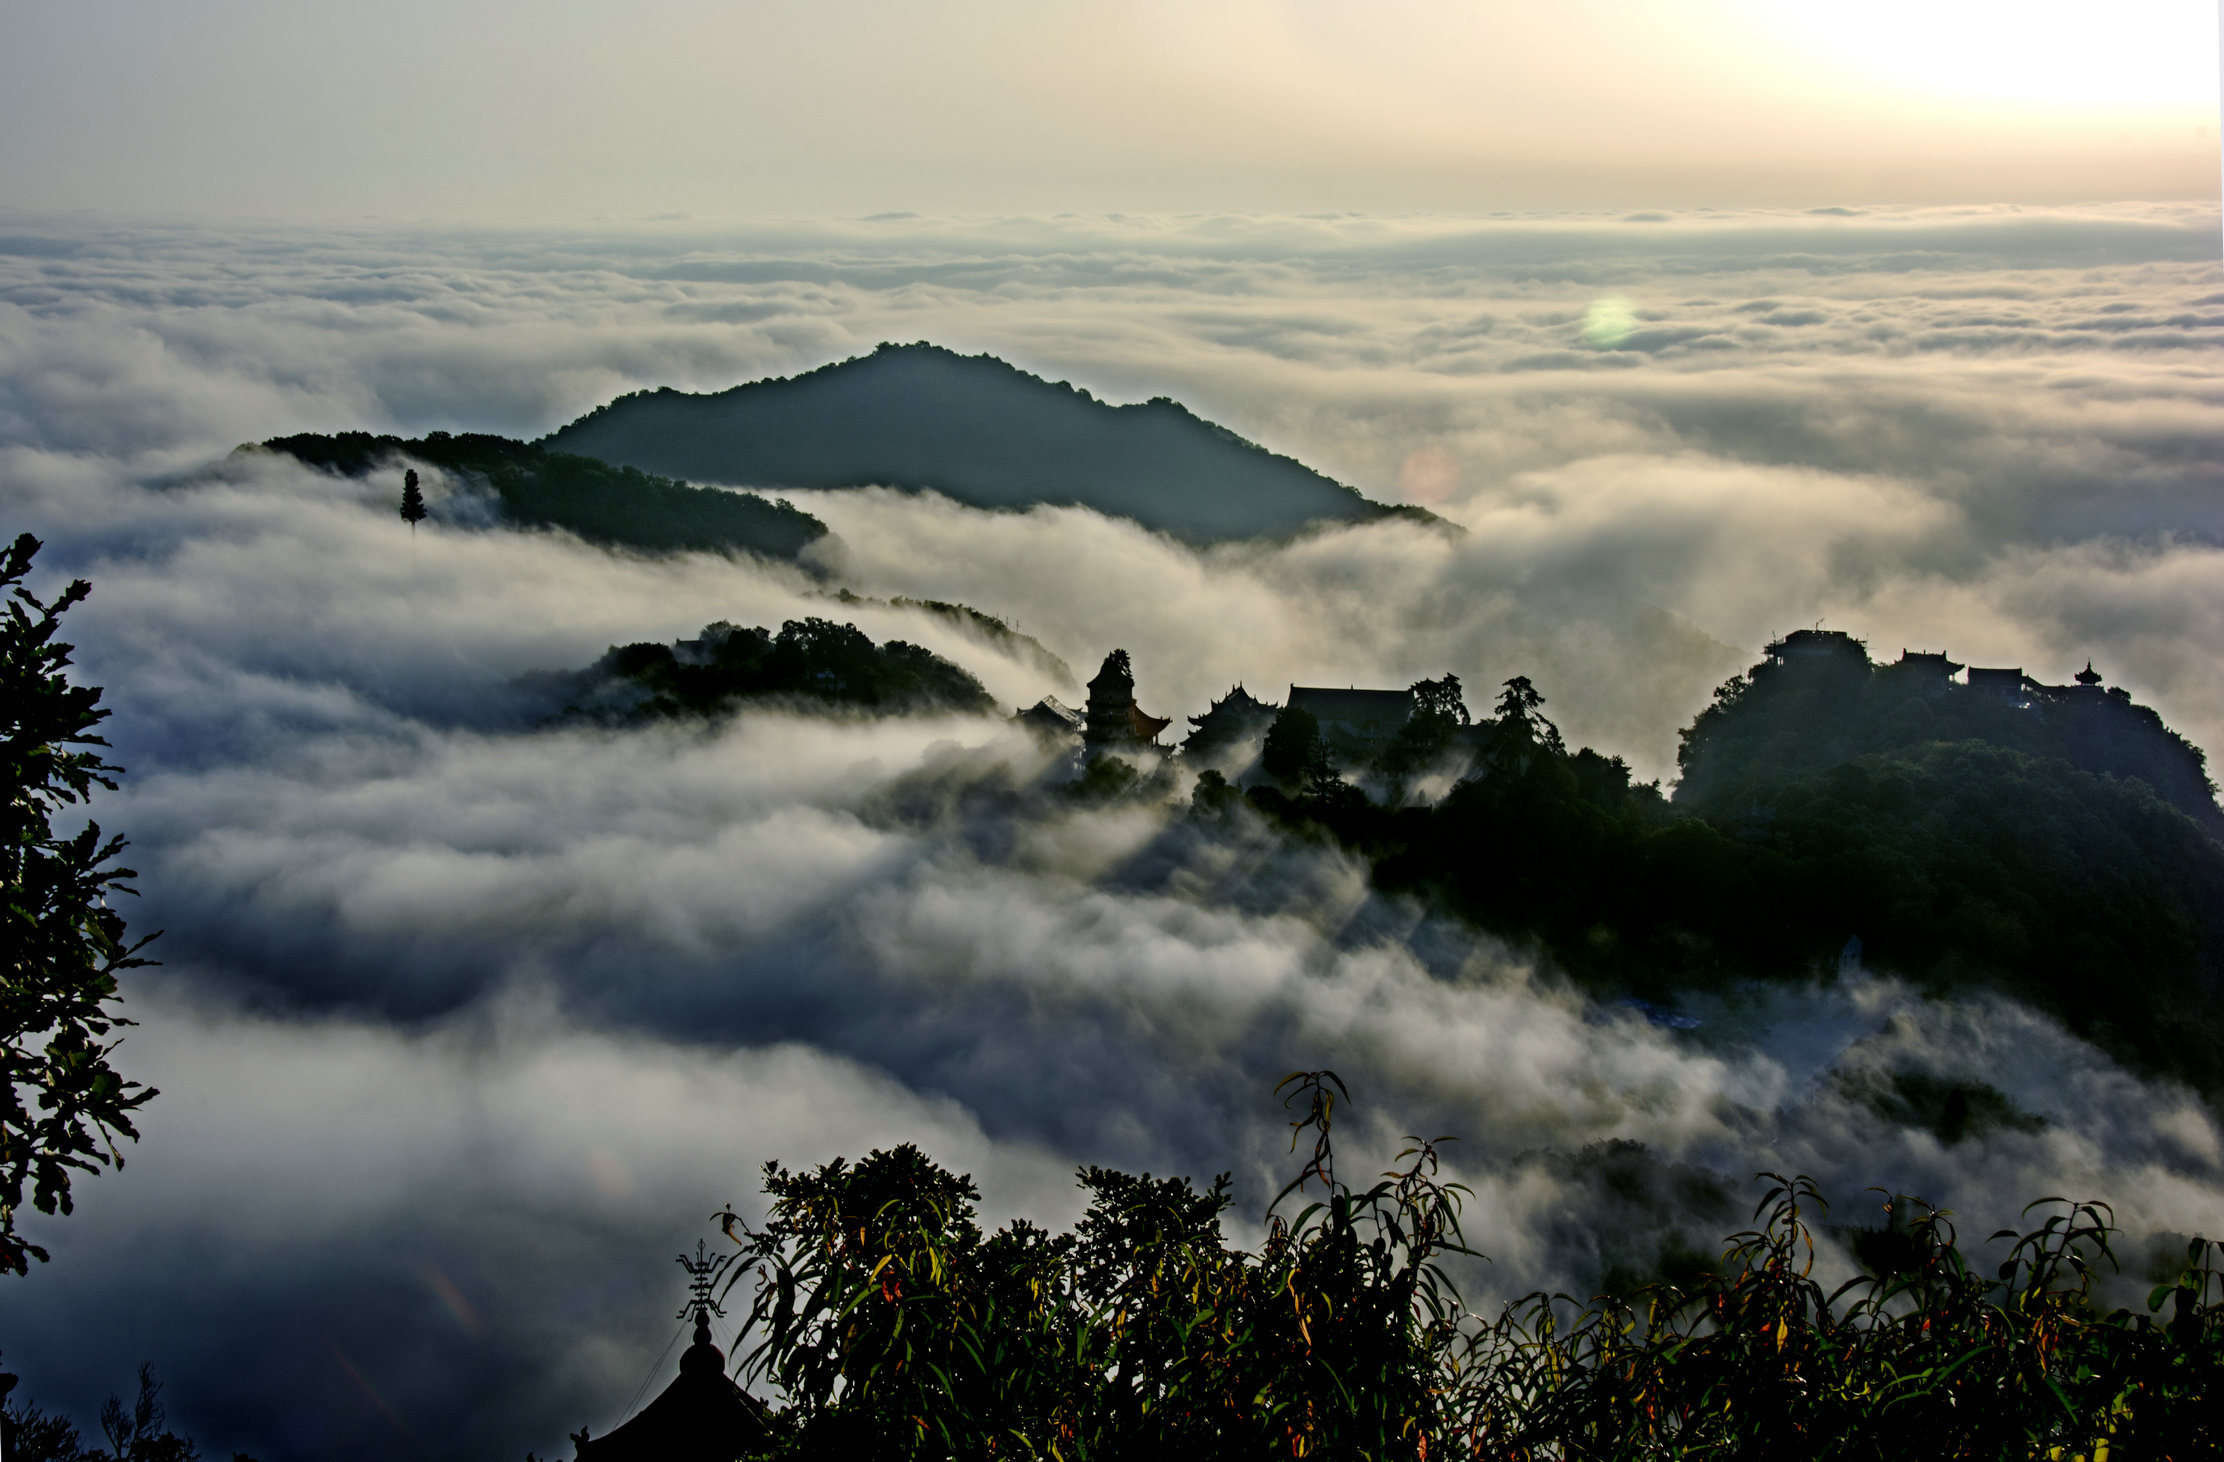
[675,1239,733,1323]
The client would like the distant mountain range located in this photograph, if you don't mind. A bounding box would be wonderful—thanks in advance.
[545,343,1435,543]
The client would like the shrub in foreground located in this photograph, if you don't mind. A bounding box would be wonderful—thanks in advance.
[699,1075,2221,1459]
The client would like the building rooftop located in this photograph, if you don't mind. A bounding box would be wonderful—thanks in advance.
[1766,628,1867,661]
[1191,684,1275,720]
[1128,704,1173,743]
[1015,696,1083,735]
[1184,684,1277,750]
[1288,686,1414,732]
[573,1307,771,1462]
[1895,649,1964,676]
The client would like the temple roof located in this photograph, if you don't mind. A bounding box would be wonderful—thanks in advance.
[1767,628,1866,660]
[1129,704,1172,742]
[1288,686,1412,731]
[1895,650,1964,676]
[1212,684,1271,711]
[1015,696,1084,736]
[1188,684,1278,730]
[573,1310,772,1462]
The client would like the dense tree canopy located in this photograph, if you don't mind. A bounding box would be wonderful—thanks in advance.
[1228,656,2224,1095]
[1379,674,1470,781]
[263,431,828,563]
[1677,640,2217,834]
[682,1076,2224,1460]
[1260,705,1330,787]
[592,618,997,720]
[0,535,154,1275]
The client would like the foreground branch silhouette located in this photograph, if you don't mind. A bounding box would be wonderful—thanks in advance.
[0,533,156,1275]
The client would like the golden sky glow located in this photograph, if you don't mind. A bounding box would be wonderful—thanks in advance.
[0,0,2214,217]
[1748,0,2218,115]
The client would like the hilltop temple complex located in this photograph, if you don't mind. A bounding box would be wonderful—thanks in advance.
[1006,637,2199,832]
[1766,629,2132,708]
[1029,661,1433,767]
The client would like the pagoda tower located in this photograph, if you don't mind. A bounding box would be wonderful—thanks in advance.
[1082,649,1171,751]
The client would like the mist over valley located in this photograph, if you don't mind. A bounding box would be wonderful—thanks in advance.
[2,205,2221,1458]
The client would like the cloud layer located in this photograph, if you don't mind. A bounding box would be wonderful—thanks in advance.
[0,207,2220,1459]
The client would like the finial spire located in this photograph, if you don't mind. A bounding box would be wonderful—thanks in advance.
[675,1239,733,1322]
[675,1243,735,1379]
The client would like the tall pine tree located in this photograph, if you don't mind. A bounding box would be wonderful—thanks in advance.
[399,468,427,533]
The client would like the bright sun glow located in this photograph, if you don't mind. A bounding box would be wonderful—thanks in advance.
[1747,0,2220,116]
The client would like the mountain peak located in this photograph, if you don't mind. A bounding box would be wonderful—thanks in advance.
[545,346,1431,543]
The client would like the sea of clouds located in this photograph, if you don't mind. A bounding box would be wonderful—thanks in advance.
[0,204,2220,1459]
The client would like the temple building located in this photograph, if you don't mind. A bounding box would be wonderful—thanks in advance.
[1887,649,1964,696]
[1965,666,2028,702]
[1013,695,1084,740]
[1287,685,1413,749]
[1182,684,1278,759]
[569,1304,771,1462]
[1765,628,1868,665]
[2020,661,2130,704]
[1082,649,1172,750]
[1893,649,1964,678]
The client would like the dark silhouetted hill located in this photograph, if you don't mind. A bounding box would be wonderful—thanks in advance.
[261,431,828,562]
[824,588,1075,690]
[1210,641,2224,1094]
[1675,631,2221,835]
[570,617,997,722]
[543,343,1435,543]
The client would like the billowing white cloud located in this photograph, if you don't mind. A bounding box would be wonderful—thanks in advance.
[1,208,2220,1458]
[14,991,1084,1460]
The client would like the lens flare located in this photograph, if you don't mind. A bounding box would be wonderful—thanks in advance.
[325,1340,410,1435]
[1582,296,1639,348]
[1397,446,1460,504]
[587,1146,634,1198]
[424,1266,486,1335]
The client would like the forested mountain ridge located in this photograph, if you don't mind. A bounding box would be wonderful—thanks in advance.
[568,617,997,722]
[1676,630,2220,835]
[1205,643,2224,1095]
[543,342,1438,543]
[260,430,828,562]
[822,588,1076,690]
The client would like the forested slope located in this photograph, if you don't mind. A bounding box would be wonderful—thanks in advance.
[1228,646,2224,1094]
[262,430,828,562]
[545,343,1431,543]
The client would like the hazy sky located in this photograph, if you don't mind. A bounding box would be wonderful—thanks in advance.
[1,0,2217,218]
